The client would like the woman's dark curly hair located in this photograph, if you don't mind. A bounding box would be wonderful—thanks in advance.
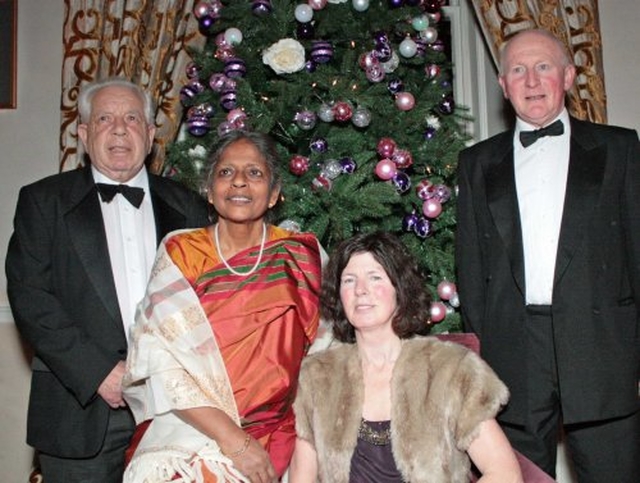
[321,231,432,343]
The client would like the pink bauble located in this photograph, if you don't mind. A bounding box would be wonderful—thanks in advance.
[215,33,229,48]
[422,198,442,218]
[193,1,211,19]
[332,101,353,122]
[415,178,434,200]
[375,159,397,180]
[226,108,246,125]
[437,281,457,301]
[395,92,415,111]
[430,302,447,323]
[392,148,413,169]
[289,155,311,176]
[308,0,328,10]
[376,137,397,158]
[359,52,379,70]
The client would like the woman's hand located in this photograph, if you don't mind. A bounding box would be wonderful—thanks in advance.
[226,435,277,483]
[176,406,278,482]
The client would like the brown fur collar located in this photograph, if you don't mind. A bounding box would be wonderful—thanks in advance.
[294,336,509,482]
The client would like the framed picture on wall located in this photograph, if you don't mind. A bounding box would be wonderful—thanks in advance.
[0,0,17,109]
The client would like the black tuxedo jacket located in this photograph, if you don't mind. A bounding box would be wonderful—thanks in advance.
[455,117,640,424]
[5,165,210,458]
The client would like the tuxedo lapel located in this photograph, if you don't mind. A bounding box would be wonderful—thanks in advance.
[486,145,526,295]
[149,177,190,244]
[65,170,121,323]
[553,125,606,287]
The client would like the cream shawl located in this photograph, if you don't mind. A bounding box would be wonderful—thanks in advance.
[122,232,248,483]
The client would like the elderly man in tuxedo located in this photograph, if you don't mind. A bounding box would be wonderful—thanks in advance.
[455,29,640,483]
[6,77,210,483]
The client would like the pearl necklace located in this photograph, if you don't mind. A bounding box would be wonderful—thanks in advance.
[214,222,267,277]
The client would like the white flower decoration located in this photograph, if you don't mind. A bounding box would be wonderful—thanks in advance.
[426,115,441,129]
[328,0,348,3]
[188,144,207,158]
[262,38,306,75]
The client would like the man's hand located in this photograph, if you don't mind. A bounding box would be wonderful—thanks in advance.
[97,360,127,408]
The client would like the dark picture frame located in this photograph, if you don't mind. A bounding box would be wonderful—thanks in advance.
[0,0,17,109]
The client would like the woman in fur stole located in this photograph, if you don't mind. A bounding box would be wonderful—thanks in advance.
[290,232,523,483]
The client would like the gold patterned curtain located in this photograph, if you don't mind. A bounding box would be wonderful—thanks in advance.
[468,0,606,123]
[59,0,206,173]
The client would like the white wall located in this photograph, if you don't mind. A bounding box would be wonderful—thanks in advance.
[0,1,638,482]
[0,1,64,478]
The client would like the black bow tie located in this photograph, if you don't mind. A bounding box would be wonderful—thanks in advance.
[519,120,564,147]
[96,183,145,208]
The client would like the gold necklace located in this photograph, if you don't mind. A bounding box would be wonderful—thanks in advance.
[214,222,266,276]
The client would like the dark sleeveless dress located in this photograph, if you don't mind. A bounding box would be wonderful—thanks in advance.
[349,419,405,482]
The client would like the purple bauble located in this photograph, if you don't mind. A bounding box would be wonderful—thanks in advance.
[294,110,317,130]
[185,62,200,79]
[373,31,389,45]
[209,73,227,92]
[433,184,451,203]
[388,0,404,9]
[373,42,392,63]
[414,217,432,238]
[187,115,210,137]
[179,79,205,106]
[252,0,272,15]
[340,157,357,174]
[423,125,437,140]
[297,22,315,40]
[430,39,446,53]
[311,41,333,64]
[220,90,238,110]
[309,137,328,153]
[366,64,385,83]
[438,95,455,115]
[198,15,216,36]
[224,58,247,79]
[305,60,317,73]
[387,78,404,94]
[392,171,411,193]
[402,212,419,232]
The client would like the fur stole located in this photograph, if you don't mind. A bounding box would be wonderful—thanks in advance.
[294,336,509,482]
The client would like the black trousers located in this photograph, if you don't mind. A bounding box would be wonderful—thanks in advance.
[501,305,640,483]
[39,407,135,483]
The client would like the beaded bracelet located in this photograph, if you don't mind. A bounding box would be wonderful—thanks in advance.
[225,433,251,458]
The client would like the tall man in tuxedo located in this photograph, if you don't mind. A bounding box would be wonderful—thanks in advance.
[5,78,210,483]
[455,29,640,482]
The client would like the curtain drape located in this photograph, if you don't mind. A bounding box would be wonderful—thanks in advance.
[59,0,205,173]
[468,0,606,123]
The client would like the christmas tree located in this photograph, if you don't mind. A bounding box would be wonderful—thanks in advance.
[165,0,469,332]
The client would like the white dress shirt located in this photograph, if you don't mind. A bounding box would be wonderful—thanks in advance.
[514,109,571,305]
[92,167,156,341]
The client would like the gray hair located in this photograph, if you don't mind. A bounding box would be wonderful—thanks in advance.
[499,29,573,75]
[77,77,155,124]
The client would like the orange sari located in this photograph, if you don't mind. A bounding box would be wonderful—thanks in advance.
[163,225,321,477]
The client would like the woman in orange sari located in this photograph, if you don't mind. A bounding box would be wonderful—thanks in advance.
[123,131,326,483]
